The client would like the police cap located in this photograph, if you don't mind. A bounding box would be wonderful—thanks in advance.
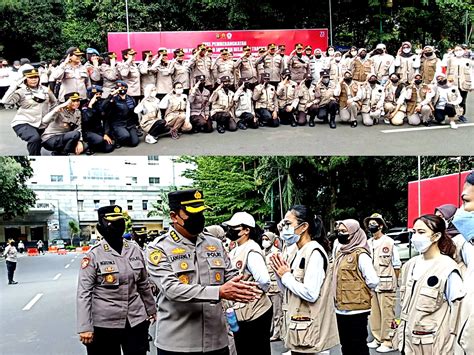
[219,75,231,83]
[320,69,330,77]
[115,80,128,89]
[132,226,147,235]
[66,47,85,56]
[23,68,40,78]
[64,92,81,101]
[98,205,125,221]
[168,189,209,214]
[195,74,206,82]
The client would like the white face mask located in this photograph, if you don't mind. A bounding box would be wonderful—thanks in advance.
[403,48,411,54]
[350,51,357,56]
[262,240,272,249]
[454,50,464,57]
[335,57,341,62]
[411,233,436,253]
[328,50,335,56]
[175,88,183,95]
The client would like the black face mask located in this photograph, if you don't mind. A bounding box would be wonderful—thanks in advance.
[296,52,302,58]
[285,75,291,80]
[344,77,352,84]
[177,211,205,235]
[359,54,367,59]
[227,228,241,241]
[424,52,433,57]
[244,82,250,89]
[315,54,322,59]
[305,79,312,88]
[414,79,423,85]
[438,79,447,86]
[98,219,125,239]
[119,89,127,95]
[198,81,205,90]
[369,80,377,85]
[390,78,399,84]
[368,225,380,234]
[336,231,350,244]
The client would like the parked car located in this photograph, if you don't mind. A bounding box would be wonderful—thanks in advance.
[51,239,66,249]
[386,227,419,261]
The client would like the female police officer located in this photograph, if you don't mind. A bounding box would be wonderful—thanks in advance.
[77,205,156,355]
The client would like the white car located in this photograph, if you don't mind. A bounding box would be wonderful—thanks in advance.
[51,239,65,249]
[386,227,419,261]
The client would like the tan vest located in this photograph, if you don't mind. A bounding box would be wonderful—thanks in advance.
[316,81,336,107]
[282,241,339,352]
[297,84,318,111]
[339,82,361,109]
[276,81,298,108]
[452,234,468,276]
[406,84,430,115]
[265,250,280,294]
[361,83,384,113]
[446,57,472,91]
[352,58,373,82]
[396,255,460,354]
[420,57,438,84]
[253,84,277,111]
[371,235,397,292]
[230,240,272,322]
[210,88,234,117]
[335,248,372,311]
[165,94,187,121]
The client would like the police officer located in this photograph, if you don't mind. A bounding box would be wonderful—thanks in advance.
[257,43,285,88]
[188,44,213,90]
[296,73,318,126]
[188,75,213,133]
[77,205,156,355]
[138,50,157,98]
[42,92,85,155]
[210,75,236,133]
[235,46,258,84]
[84,48,102,86]
[117,48,141,101]
[252,73,279,127]
[171,49,191,95]
[2,68,57,155]
[314,70,338,129]
[276,68,299,126]
[288,43,309,84]
[154,48,173,100]
[145,189,262,355]
[100,52,119,99]
[234,78,258,129]
[132,226,148,249]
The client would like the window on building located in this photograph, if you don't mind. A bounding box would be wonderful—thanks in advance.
[148,156,160,165]
[94,200,100,210]
[78,200,84,211]
[110,200,116,206]
[127,200,133,210]
[50,175,63,182]
[149,177,160,185]
[142,200,148,210]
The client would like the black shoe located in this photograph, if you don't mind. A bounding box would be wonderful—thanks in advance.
[422,121,431,127]
[9,281,18,285]
[329,120,336,129]
[291,121,297,127]
[458,115,468,123]
[85,149,95,156]
[351,121,358,128]
[115,143,122,149]
[258,121,265,127]
[237,121,247,130]
[309,120,315,127]
[217,126,225,134]
[373,118,379,125]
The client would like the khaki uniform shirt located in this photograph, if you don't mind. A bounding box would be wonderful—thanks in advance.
[52,63,91,101]
[41,108,82,142]
[145,227,238,352]
[155,63,173,95]
[188,87,210,117]
[99,63,119,98]
[189,55,213,86]
[258,54,285,82]
[77,239,156,333]
[138,61,157,96]
[235,56,258,83]
[253,83,278,112]
[171,60,191,89]
[117,61,141,97]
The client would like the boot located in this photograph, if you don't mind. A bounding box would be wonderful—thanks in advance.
[329,116,336,129]
[309,118,315,127]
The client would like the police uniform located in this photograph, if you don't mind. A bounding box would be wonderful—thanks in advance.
[257,43,286,87]
[84,48,102,86]
[314,70,338,128]
[188,75,213,133]
[296,73,318,126]
[233,78,258,129]
[188,44,213,88]
[210,75,236,133]
[154,49,174,99]
[117,48,141,98]
[288,43,310,84]
[252,73,279,127]
[277,69,299,126]
[145,190,238,354]
[138,50,157,97]
[212,49,237,88]
[171,50,191,92]
[2,68,57,155]
[235,46,258,84]
[100,52,119,99]
[77,205,156,355]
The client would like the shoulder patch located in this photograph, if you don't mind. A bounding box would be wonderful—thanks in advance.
[149,250,163,265]
[170,230,180,242]
[382,246,390,253]
[206,245,218,252]
[103,243,111,252]
[81,257,90,269]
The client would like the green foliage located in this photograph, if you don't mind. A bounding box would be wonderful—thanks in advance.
[148,186,177,218]
[0,157,36,220]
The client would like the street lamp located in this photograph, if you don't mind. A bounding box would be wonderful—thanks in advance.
[125,0,131,48]
[328,0,333,46]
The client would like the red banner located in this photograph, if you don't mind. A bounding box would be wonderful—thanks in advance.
[407,171,469,228]
[108,29,328,60]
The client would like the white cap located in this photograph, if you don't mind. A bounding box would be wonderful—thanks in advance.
[223,212,255,228]
[376,43,386,50]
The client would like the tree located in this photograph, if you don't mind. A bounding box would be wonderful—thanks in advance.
[67,219,80,246]
[147,186,177,218]
[0,157,36,220]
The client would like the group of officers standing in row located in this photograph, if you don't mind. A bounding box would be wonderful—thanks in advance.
[77,170,474,355]
[1,41,472,155]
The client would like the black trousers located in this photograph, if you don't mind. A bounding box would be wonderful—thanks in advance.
[460,89,468,115]
[13,124,44,156]
[149,120,171,137]
[234,305,273,355]
[0,86,8,106]
[157,347,229,355]
[43,131,81,154]
[190,115,213,133]
[255,108,279,127]
[212,112,237,131]
[6,260,16,283]
[83,131,115,153]
[317,101,338,121]
[434,106,456,123]
[239,112,258,129]
[112,125,139,147]
[336,312,370,355]
[278,107,296,125]
[86,320,149,355]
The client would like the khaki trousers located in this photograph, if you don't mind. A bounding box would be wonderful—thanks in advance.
[369,291,396,343]
[269,292,283,338]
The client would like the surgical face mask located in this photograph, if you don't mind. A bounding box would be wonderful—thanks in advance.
[411,233,436,253]
[350,51,357,56]
[335,57,341,62]
[403,47,411,54]
[177,211,205,235]
[336,230,350,244]
[262,240,272,249]
[280,224,302,246]
[328,49,335,56]
[322,78,330,84]
[175,88,183,95]
[454,50,464,57]
[453,209,474,242]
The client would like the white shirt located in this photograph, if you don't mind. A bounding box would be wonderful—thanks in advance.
[279,247,325,303]
[368,235,402,269]
[0,67,12,87]
[461,240,474,268]
[4,245,17,262]
[434,85,462,109]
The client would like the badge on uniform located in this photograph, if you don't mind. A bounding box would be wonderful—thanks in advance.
[105,266,115,273]
[149,250,162,265]
[81,257,90,269]
[104,274,116,284]
[206,245,217,252]
[172,247,186,255]
[382,247,389,253]
[215,272,222,282]
[170,230,180,242]
[347,256,353,263]
[124,241,129,248]
[213,259,222,267]
[236,260,243,269]
[180,261,189,270]
[103,243,110,252]
[178,274,190,284]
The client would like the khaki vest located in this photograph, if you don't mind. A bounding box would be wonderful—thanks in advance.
[339,82,361,109]
[165,94,187,121]
[395,255,460,354]
[371,235,397,292]
[446,57,472,91]
[265,250,280,294]
[253,84,277,111]
[297,84,318,111]
[230,240,272,322]
[420,57,438,84]
[352,58,373,82]
[316,81,336,107]
[335,248,372,311]
[406,84,430,115]
[210,88,234,117]
[361,84,384,113]
[452,234,468,276]
[282,241,339,352]
[277,81,298,108]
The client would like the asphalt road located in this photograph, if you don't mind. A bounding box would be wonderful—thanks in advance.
[0,93,473,156]
[0,252,401,355]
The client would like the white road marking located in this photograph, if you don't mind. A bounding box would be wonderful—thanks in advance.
[65,264,70,269]
[381,123,474,134]
[22,293,43,311]
[53,273,62,281]
[70,259,75,263]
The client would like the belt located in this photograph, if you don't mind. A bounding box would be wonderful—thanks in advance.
[412,330,435,335]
